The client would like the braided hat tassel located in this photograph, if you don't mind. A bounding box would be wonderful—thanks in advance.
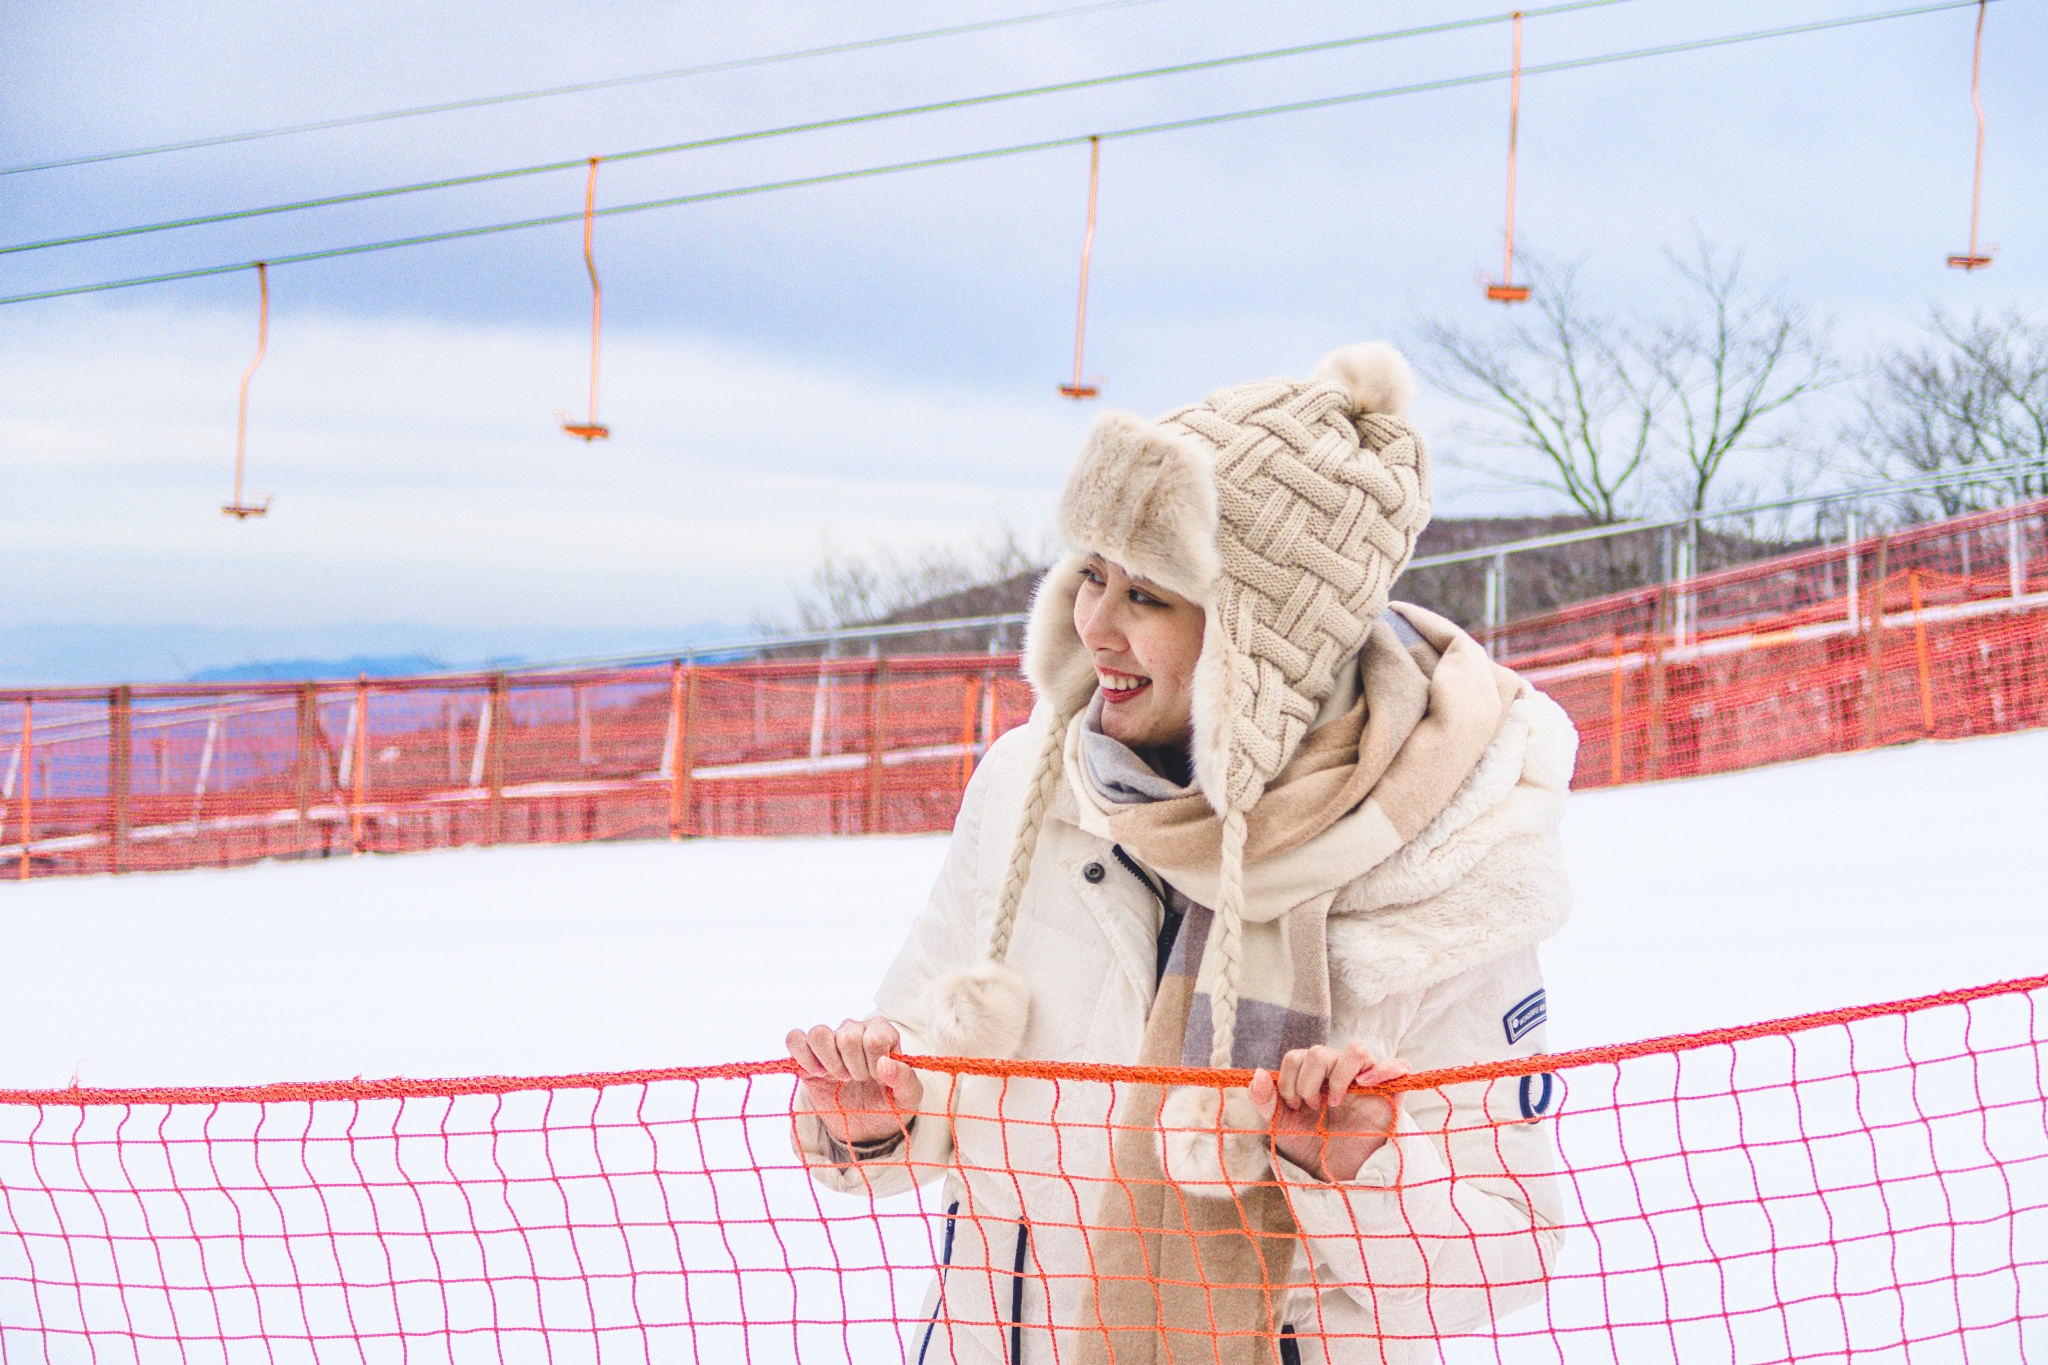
[921,700,1074,1059]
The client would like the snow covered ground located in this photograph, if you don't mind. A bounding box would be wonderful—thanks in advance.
[0,728,2041,1092]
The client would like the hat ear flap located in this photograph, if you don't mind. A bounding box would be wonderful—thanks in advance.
[1188,614,1234,818]
[1022,554,1097,715]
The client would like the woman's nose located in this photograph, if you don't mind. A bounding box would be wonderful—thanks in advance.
[1076,593,1125,651]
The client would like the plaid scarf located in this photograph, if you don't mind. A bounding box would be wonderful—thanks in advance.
[1068,604,1520,1365]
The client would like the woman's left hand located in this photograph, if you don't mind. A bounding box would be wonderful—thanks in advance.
[1249,1043,1410,1183]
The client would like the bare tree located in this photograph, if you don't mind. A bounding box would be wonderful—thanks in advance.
[770,521,1051,633]
[1850,307,2048,516]
[1414,241,1836,522]
[1414,260,1661,523]
[1649,238,1839,514]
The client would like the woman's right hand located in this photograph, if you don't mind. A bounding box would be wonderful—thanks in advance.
[786,1018,925,1148]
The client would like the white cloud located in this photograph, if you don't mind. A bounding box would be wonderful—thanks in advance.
[0,304,1069,628]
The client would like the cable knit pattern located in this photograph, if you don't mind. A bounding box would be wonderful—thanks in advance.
[1159,383,1431,814]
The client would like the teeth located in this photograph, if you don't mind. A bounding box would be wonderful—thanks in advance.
[1099,670,1148,692]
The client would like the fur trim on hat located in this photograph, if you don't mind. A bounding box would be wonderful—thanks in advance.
[1187,617,1235,817]
[1057,411,1221,607]
[1157,1085,1271,1194]
[1310,341,1415,418]
[924,961,1031,1059]
[1021,554,1099,715]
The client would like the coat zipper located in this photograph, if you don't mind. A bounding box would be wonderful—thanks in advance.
[916,1201,960,1365]
[1111,844,1184,987]
[1009,1219,1031,1365]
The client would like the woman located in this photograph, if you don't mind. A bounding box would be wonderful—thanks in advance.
[787,344,1577,1365]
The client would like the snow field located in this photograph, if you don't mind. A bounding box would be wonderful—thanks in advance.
[1,728,2041,1090]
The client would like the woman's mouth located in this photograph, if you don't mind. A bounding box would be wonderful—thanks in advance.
[1098,668,1151,703]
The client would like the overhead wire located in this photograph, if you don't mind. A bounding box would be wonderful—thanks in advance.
[0,0,1643,260]
[0,0,1992,310]
[0,0,1166,179]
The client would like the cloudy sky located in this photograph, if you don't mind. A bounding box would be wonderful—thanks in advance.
[2,0,2042,676]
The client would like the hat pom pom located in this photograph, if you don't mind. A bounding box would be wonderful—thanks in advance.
[925,961,1031,1059]
[1311,341,1414,418]
[1156,1085,1272,1195]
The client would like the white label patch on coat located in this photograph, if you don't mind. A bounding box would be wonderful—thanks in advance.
[1503,989,1547,1045]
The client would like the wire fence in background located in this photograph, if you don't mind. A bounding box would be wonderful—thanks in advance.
[0,974,2041,1362]
[3,496,2046,880]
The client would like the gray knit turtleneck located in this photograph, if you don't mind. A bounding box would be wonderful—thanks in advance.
[1077,691,1195,806]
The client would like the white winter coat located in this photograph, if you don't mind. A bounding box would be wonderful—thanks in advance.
[796,686,1579,1364]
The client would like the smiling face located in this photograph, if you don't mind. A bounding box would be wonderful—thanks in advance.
[1071,553,1207,750]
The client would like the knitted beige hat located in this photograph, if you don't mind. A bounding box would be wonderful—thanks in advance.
[925,343,1432,1064]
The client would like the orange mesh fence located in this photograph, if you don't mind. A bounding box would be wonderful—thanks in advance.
[5,499,2048,879]
[1496,498,2048,788]
[0,658,1039,878]
[0,974,2042,1361]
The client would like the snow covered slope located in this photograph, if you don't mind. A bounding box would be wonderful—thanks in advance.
[0,729,2041,1091]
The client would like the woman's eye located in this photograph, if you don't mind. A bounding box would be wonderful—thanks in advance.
[1128,589,1159,606]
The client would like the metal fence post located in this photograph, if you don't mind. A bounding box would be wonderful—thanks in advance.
[351,675,370,854]
[15,696,31,881]
[486,672,507,845]
[667,660,685,840]
[866,657,889,834]
[110,685,131,874]
[1608,633,1625,786]
[1682,516,1699,648]
[1647,591,1667,779]
[1863,536,1890,746]
[1846,511,1861,631]
[576,683,592,767]
[296,683,318,855]
[958,672,981,793]
[2011,511,2026,605]
[1483,553,1503,658]
[681,661,699,836]
[1909,569,1936,733]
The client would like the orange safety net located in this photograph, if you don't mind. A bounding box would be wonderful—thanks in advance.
[0,974,2042,1360]
[5,499,2046,880]
[1,658,1037,879]
[1489,498,2048,788]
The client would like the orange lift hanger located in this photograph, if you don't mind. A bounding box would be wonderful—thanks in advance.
[222,261,272,519]
[561,157,612,440]
[1058,136,1102,400]
[1946,0,1993,271]
[1483,12,1531,304]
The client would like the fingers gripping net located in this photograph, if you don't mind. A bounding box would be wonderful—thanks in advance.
[2,978,2043,1363]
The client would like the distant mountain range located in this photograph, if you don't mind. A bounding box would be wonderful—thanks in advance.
[185,654,457,682]
[0,622,753,687]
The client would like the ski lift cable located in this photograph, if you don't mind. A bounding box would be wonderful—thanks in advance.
[0,0,1170,179]
[1944,0,1993,270]
[0,0,1992,310]
[0,0,1640,260]
[222,262,271,520]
